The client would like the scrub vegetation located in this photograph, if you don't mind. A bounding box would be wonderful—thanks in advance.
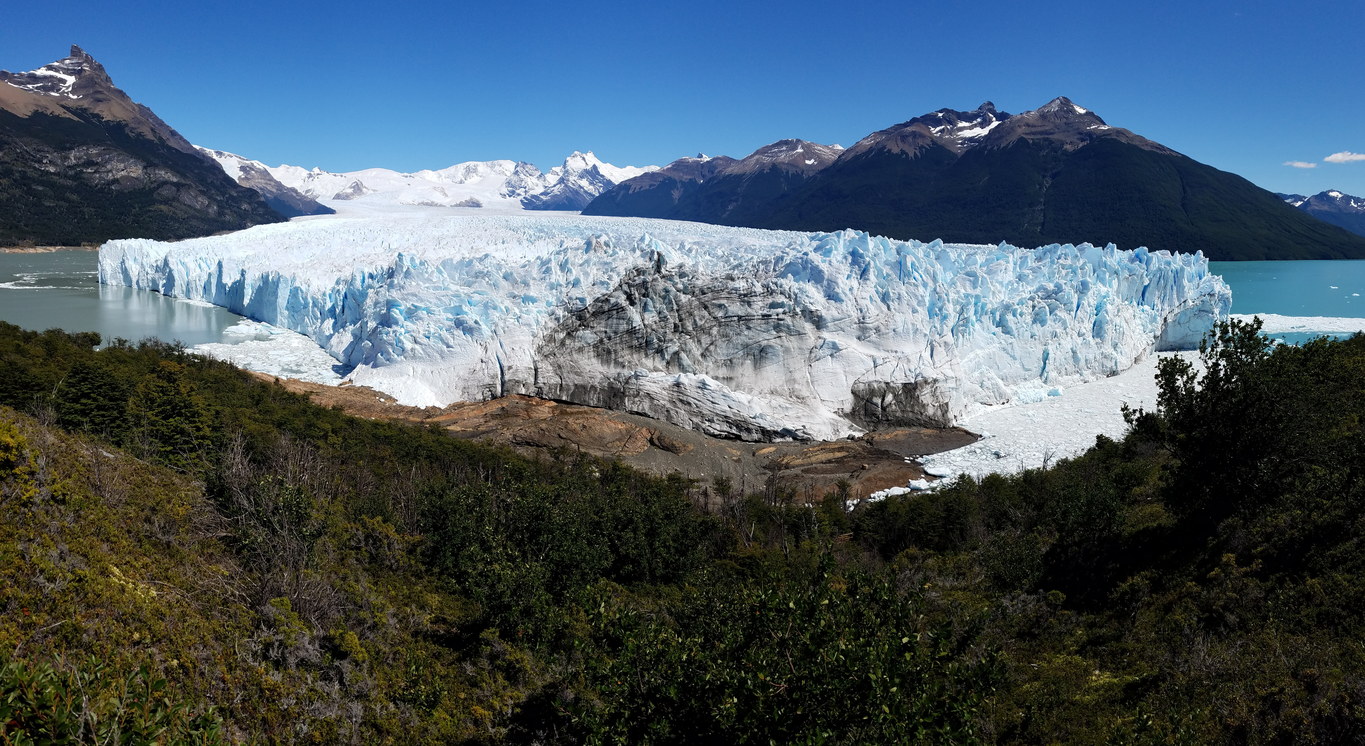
[1,318,1362,743]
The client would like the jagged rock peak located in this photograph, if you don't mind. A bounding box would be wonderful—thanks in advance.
[1037,95,1086,113]
[1028,96,1106,124]
[978,95,1181,155]
[842,101,1011,160]
[0,45,114,99]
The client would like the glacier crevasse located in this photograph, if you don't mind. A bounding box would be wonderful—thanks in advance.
[98,215,1230,441]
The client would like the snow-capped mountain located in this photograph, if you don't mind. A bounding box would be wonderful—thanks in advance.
[522,151,657,210]
[196,147,334,218]
[260,151,656,213]
[0,46,281,244]
[838,102,1010,161]
[1279,190,1365,237]
[99,214,1229,441]
[0,45,189,148]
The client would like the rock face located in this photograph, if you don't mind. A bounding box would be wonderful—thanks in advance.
[0,46,283,244]
[1279,190,1365,237]
[585,97,1365,261]
[99,214,1229,441]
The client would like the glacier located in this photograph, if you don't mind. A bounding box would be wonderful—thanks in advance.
[98,214,1230,441]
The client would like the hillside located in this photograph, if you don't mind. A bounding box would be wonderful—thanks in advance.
[4,318,1365,742]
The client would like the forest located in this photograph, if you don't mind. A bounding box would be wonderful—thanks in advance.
[2,317,1363,744]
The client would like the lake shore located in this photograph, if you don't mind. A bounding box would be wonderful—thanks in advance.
[1,245,99,253]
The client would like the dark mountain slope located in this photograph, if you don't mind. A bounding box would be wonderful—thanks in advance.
[581,155,736,219]
[762,98,1365,259]
[665,139,843,226]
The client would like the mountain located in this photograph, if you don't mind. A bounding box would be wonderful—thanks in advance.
[580,154,738,218]
[0,46,283,245]
[522,151,656,210]
[265,151,656,213]
[586,98,1365,261]
[1279,189,1365,237]
[196,147,334,218]
[665,140,844,225]
[581,143,842,223]
[266,159,538,210]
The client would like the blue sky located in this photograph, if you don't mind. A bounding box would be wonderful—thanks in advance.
[3,0,1363,197]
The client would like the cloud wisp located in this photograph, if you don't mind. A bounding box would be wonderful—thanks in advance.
[1325,151,1365,164]
[1284,161,1318,169]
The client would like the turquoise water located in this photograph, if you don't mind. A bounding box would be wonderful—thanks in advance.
[0,250,243,347]
[1209,260,1365,317]
[1210,260,1365,344]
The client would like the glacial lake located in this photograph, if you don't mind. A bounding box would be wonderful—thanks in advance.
[1209,260,1365,317]
[2,250,1364,349]
[0,249,243,347]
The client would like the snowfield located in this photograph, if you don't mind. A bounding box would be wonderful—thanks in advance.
[99,214,1230,441]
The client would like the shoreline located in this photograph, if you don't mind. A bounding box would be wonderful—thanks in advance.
[1,245,99,253]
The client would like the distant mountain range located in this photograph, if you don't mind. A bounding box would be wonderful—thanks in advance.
[0,46,284,244]
[4,47,1363,261]
[0,46,655,245]
[584,98,1365,261]
[1277,190,1365,237]
[258,150,656,213]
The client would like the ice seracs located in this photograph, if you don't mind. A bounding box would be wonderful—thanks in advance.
[98,215,1230,441]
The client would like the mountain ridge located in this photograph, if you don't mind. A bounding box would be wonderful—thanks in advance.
[585,97,1365,261]
[1278,189,1365,237]
[261,150,657,212]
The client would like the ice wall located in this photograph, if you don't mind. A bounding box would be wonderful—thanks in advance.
[99,215,1230,440]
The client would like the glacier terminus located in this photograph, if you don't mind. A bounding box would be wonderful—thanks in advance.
[98,215,1231,441]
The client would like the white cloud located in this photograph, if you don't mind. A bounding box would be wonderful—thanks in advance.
[1325,151,1365,164]
[1284,161,1317,169]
